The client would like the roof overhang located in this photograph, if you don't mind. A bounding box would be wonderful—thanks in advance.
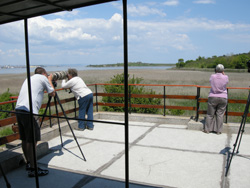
[0,0,118,25]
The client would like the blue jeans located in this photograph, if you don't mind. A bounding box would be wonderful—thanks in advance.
[78,93,93,129]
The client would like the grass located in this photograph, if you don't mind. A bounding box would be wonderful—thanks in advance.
[52,77,249,123]
[0,127,14,148]
[1,69,250,124]
[0,127,13,137]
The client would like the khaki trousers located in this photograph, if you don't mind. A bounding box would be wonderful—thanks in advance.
[205,97,227,133]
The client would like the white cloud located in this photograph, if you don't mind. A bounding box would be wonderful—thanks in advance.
[0,49,4,55]
[112,35,121,41]
[110,13,122,22]
[111,2,166,17]
[163,0,179,6]
[128,4,166,17]
[128,20,194,51]
[193,0,216,4]
[157,18,249,31]
[127,17,250,55]
[52,28,97,41]
[220,34,250,43]
[25,14,123,44]
[1,11,250,65]
[6,49,24,57]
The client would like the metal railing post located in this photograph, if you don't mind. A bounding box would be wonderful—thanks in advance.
[225,88,228,123]
[163,86,166,116]
[129,85,131,114]
[49,102,52,127]
[196,87,201,122]
[95,84,98,112]
[11,97,15,111]
[74,97,77,118]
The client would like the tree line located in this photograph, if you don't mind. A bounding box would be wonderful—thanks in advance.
[176,52,250,69]
[87,62,173,67]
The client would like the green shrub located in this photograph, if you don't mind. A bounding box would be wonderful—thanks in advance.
[0,89,15,119]
[167,109,185,116]
[0,127,14,137]
[102,73,161,114]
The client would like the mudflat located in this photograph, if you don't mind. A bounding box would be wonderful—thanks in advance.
[1,69,249,95]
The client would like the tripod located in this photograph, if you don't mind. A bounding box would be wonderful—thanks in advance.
[40,92,86,161]
[0,163,11,188]
[225,91,250,176]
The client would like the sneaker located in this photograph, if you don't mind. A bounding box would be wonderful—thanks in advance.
[26,162,31,171]
[202,130,209,134]
[87,126,94,131]
[74,127,85,131]
[28,167,49,177]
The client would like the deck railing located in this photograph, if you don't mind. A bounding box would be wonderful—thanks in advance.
[0,84,249,146]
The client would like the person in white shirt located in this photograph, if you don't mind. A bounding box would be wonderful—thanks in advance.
[15,67,55,177]
[61,68,94,131]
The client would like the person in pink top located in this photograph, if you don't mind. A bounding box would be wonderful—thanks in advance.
[204,64,229,134]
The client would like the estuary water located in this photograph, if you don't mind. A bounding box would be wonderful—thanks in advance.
[0,65,174,75]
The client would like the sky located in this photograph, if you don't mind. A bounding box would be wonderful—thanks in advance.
[0,0,250,66]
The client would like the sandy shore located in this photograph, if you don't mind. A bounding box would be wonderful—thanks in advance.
[1,69,249,95]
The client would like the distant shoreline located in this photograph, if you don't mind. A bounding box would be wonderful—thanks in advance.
[87,62,174,68]
[0,65,174,75]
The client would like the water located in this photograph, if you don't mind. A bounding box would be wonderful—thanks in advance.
[0,65,174,75]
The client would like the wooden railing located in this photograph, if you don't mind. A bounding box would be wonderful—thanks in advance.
[0,84,249,146]
[92,83,250,121]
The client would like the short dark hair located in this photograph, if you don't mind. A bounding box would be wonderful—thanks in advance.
[35,67,46,75]
[68,68,78,77]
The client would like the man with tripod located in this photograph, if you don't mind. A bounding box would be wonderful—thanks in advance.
[15,67,55,177]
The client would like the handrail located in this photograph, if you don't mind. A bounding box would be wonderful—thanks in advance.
[91,83,250,122]
[1,83,250,146]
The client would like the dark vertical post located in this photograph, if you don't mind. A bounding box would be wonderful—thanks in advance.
[95,84,98,112]
[74,97,77,118]
[24,18,39,188]
[129,85,131,114]
[225,88,228,123]
[11,98,15,111]
[163,86,166,116]
[196,87,200,122]
[11,97,16,126]
[122,0,129,187]
[49,102,52,127]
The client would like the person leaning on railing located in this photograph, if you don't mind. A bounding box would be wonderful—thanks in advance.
[203,64,229,134]
[61,68,94,131]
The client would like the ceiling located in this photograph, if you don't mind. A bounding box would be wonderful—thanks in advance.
[0,0,118,25]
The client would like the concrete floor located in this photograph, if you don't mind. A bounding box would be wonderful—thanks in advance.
[0,113,250,188]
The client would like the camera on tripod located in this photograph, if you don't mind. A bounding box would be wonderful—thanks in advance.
[51,71,68,81]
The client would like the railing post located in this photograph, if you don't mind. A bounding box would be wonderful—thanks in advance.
[11,97,16,126]
[163,86,166,116]
[74,97,77,118]
[95,84,98,112]
[196,87,201,122]
[129,85,131,114]
[11,97,15,111]
[49,102,52,127]
[225,88,228,123]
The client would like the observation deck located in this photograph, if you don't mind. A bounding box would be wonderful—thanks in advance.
[0,112,250,188]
